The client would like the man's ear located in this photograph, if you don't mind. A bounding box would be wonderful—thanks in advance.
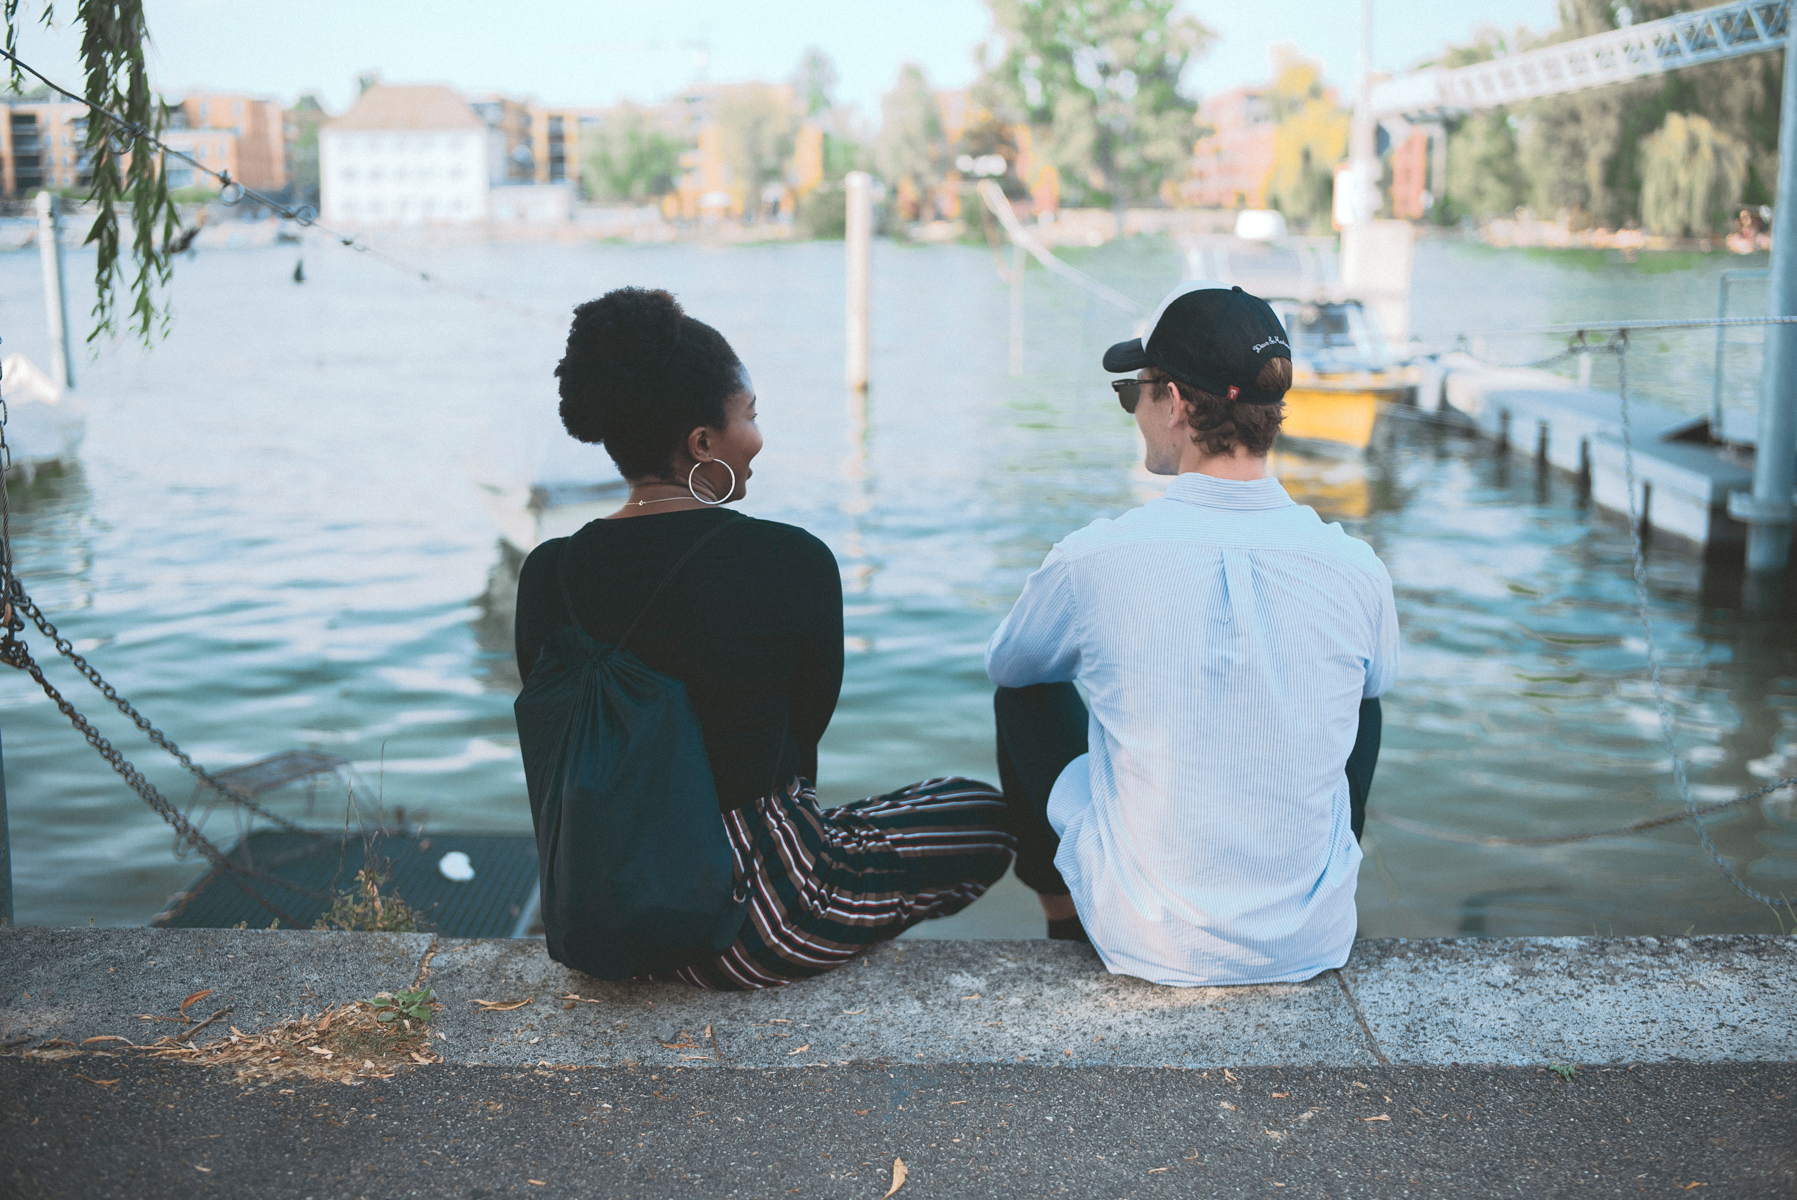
[1165,382,1192,430]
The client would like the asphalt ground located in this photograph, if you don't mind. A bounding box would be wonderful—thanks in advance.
[3,1057,1793,1199]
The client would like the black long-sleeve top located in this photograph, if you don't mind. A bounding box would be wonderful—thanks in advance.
[514,508,844,811]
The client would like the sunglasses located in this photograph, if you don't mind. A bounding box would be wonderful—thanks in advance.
[1111,377,1169,414]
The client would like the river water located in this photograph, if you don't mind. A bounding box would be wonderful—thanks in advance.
[1,232,1793,938]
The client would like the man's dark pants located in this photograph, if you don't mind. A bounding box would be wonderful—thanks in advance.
[994,684,1383,896]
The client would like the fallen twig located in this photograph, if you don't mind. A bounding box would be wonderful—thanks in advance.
[181,1007,233,1045]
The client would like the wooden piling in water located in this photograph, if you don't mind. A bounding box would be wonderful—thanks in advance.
[845,172,871,391]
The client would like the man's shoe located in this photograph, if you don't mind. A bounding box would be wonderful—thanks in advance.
[1047,915,1091,943]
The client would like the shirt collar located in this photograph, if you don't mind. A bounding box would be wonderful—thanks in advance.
[1163,472,1295,512]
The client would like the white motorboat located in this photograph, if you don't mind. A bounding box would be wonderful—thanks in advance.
[1,353,85,481]
[469,405,627,555]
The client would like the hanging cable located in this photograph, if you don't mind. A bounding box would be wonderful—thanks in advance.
[0,47,563,324]
[975,181,1141,315]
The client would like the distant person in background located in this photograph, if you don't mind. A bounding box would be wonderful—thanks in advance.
[516,287,1014,989]
[985,283,1397,986]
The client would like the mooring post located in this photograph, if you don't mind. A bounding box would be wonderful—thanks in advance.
[1733,28,1797,571]
[845,172,872,391]
[34,190,73,390]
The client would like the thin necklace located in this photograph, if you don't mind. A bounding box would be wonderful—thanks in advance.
[623,482,695,508]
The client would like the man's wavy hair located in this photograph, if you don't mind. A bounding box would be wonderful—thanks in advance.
[1151,358,1293,458]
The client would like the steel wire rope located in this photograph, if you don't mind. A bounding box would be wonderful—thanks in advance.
[1610,330,1788,909]
[0,47,563,324]
[975,181,1141,314]
[1417,313,1797,371]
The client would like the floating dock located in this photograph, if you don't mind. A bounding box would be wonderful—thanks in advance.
[1436,355,1759,551]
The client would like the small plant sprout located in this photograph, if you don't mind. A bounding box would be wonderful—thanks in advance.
[363,987,435,1025]
[1548,1062,1576,1081]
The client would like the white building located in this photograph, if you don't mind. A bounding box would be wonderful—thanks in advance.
[319,84,498,226]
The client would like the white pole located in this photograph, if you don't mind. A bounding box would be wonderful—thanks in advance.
[35,190,73,390]
[1008,242,1024,378]
[1351,0,1374,169]
[1739,30,1797,572]
[845,172,872,391]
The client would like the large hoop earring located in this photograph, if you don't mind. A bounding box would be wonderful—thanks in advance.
[687,458,736,506]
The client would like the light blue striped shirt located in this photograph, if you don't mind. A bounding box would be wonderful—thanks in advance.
[986,473,1399,986]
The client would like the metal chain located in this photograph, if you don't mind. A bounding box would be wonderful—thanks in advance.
[0,594,313,926]
[1607,331,1784,909]
[2,582,313,836]
[0,340,328,926]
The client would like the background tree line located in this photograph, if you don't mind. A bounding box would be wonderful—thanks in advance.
[582,0,1215,233]
[1435,0,1782,237]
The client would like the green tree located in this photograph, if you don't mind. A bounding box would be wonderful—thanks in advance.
[977,0,1213,210]
[1639,111,1749,237]
[1263,51,1347,232]
[284,93,327,204]
[5,0,178,343]
[875,62,945,196]
[1431,0,1785,229]
[713,83,800,217]
[580,104,683,203]
[1448,111,1527,218]
[791,46,838,118]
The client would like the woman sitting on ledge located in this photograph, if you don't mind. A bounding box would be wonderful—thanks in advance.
[514,286,1015,990]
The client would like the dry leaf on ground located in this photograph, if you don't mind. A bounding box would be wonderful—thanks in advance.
[473,998,533,1012]
[79,1036,134,1047]
[76,1075,119,1086]
[884,1156,908,1198]
[179,990,213,1018]
[1362,1114,1390,1122]
[786,1044,811,1055]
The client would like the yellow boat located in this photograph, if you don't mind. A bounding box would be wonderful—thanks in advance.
[1266,298,1416,450]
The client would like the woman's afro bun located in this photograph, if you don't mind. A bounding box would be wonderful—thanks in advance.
[555,286,743,480]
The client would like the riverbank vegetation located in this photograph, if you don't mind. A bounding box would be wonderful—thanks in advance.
[1427,0,1781,239]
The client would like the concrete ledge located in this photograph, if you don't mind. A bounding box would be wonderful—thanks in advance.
[3,929,1792,1067]
[0,927,432,1043]
[1343,936,1795,1065]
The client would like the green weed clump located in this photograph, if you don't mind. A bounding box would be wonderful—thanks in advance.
[313,866,423,933]
[363,987,435,1025]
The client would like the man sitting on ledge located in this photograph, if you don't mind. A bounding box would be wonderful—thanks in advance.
[986,283,1398,987]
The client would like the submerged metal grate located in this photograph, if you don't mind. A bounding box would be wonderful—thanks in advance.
[154,832,539,938]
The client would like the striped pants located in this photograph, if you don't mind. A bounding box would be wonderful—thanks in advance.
[665,777,1015,990]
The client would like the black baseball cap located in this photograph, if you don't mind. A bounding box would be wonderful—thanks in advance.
[1102,282,1292,404]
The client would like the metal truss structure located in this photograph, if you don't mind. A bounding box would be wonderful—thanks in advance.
[1370,0,1790,117]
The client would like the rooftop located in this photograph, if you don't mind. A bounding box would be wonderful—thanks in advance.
[324,83,483,133]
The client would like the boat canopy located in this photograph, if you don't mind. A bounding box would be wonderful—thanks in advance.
[1266,298,1395,372]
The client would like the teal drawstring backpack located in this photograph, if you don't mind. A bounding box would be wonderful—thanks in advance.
[514,515,750,980]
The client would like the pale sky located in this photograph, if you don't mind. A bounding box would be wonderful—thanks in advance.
[7,0,1560,119]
